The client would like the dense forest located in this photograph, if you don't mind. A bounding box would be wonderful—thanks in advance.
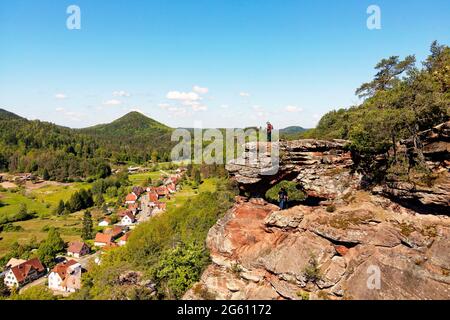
[0,111,175,181]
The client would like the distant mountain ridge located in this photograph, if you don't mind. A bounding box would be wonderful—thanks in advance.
[0,109,176,179]
[0,108,25,121]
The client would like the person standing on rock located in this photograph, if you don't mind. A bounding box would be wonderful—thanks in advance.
[278,187,288,210]
[266,121,273,142]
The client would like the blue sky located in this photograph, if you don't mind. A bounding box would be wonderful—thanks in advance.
[0,0,449,129]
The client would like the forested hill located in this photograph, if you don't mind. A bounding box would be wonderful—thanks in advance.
[0,110,175,181]
[78,111,174,163]
[0,108,25,121]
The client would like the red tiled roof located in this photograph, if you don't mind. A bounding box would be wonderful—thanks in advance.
[51,260,78,280]
[119,232,131,242]
[67,241,88,254]
[104,226,123,237]
[94,233,113,244]
[156,202,167,210]
[122,212,135,221]
[10,258,45,283]
[125,193,138,202]
[156,186,168,196]
[148,192,158,202]
[118,210,132,217]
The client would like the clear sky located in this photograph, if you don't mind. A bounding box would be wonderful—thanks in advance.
[0,0,449,129]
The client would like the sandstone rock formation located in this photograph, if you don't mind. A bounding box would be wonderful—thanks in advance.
[374,121,450,213]
[186,126,450,300]
[184,194,450,300]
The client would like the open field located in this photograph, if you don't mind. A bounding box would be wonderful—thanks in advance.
[128,171,165,186]
[161,178,218,209]
[0,182,92,218]
[0,214,84,256]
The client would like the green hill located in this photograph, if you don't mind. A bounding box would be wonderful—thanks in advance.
[82,111,171,136]
[0,108,25,121]
[0,110,175,181]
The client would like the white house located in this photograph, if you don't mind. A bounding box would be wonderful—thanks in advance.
[118,232,131,246]
[98,218,111,227]
[120,212,136,226]
[3,258,45,288]
[48,260,82,293]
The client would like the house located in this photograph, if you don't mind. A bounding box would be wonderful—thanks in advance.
[98,217,111,227]
[104,226,124,239]
[153,202,167,214]
[132,186,145,197]
[67,242,90,258]
[148,192,159,204]
[94,233,113,247]
[3,258,46,288]
[125,192,138,204]
[155,186,169,198]
[120,212,136,226]
[48,260,82,293]
[5,258,26,269]
[128,203,140,214]
[167,183,176,194]
[118,232,131,246]
[128,167,140,174]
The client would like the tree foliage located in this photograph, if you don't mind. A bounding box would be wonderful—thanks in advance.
[37,227,65,267]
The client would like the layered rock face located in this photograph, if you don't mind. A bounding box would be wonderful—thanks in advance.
[226,139,359,199]
[375,121,450,212]
[184,194,450,300]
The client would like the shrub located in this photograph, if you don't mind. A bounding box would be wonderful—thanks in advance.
[303,255,321,283]
[265,180,306,203]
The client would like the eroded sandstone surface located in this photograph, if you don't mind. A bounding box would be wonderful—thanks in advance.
[184,194,450,300]
[186,123,449,300]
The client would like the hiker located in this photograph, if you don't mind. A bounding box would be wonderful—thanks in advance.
[266,121,273,142]
[278,187,288,210]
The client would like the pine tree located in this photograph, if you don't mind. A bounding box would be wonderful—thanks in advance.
[95,193,105,207]
[82,210,93,240]
[55,200,65,215]
[42,168,50,181]
[37,227,65,267]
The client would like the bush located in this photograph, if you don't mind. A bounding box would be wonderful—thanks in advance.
[0,223,24,232]
[265,180,305,203]
[303,255,321,283]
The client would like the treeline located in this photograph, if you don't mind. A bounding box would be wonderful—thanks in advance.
[0,111,175,181]
[0,118,112,181]
[55,189,94,215]
[301,41,450,183]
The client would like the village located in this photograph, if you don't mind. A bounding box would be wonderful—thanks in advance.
[1,168,186,296]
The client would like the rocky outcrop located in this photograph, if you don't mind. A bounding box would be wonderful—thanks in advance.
[184,194,450,300]
[226,139,360,199]
[186,130,450,300]
[374,121,450,213]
